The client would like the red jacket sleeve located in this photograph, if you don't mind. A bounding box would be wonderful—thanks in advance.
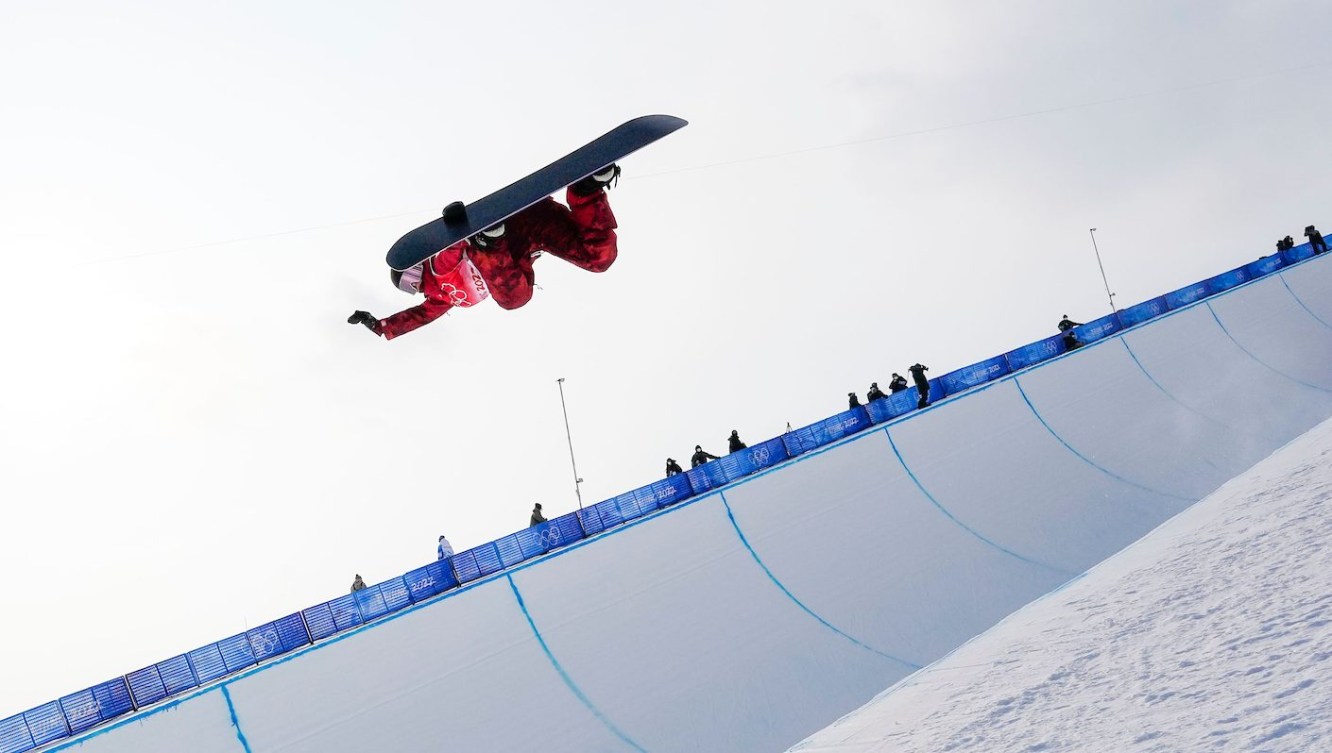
[377,298,454,340]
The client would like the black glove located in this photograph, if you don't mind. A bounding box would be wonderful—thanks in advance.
[347,310,380,334]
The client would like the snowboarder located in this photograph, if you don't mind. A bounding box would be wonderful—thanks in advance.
[437,535,454,561]
[866,382,887,402]
[848,392,862,409]
[530,503,547,526]
[691,445,720,468]
[1307,225,1328,254]
[665,458,684,477]
[728,430,747,453]
[1057,315,1083,351]
[348,165,622,340]
[888,373,908,393]
[908,363,930,409]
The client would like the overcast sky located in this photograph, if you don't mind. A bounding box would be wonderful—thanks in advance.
[2,0,1331,717]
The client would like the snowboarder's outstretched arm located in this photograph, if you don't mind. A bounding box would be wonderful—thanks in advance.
[348,299,454,340]
[378,299,455,339]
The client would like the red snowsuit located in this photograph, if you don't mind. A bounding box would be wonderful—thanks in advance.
[375,187,618,340]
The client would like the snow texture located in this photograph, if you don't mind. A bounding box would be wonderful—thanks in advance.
[38,256,1332,753]
[788,413,1332,753]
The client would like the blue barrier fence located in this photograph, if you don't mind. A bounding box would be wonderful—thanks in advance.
[2,241,1327,752]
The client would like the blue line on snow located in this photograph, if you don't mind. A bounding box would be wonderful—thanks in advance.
[1278,273,1332,330]
[882,429,1071,576]
[1206,301,1332,393]
[506,574,648,753]
[1118,338,1247,436]
[719,492,922,669]
[221,686,254,753]
[1012,378,1193,502]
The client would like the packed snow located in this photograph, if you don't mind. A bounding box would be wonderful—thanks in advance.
[789,415,1332,753]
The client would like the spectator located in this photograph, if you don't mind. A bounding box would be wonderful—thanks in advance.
[691,444,720,468]
[888,373,908,393]
[1057,314,1083,351]
[530,503,547,526]
[1283,235,1296,250]
[848,392,861,409]
[437,535,455,560]
[350,574,367,593]
[908,363,930,409]
[866,382,887,402]
[728,430,747,453]
[665,457,684,476]
[1307,225,1328,255]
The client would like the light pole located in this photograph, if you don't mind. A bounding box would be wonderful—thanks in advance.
[1089,228,1116,315]
[555,378,584,510]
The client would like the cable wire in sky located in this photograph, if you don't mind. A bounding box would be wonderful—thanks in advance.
[93,60,1330,265]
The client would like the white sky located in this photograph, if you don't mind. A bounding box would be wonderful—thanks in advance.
[2,0,1331,717]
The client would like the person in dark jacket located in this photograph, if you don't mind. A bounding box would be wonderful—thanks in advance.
[691,445,720,468]
[728,430,747,453]
[908,363,930,408]
[848,392,861,409]
[1057,315,1083,351]
[866,382,887,402]
[1307,225,1328,254]
[665,458,684,476]
[888,373,908,393]
[529,503,547,526]
[350,574,367,593]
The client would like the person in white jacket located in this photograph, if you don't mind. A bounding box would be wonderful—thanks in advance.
[437,534,455,560]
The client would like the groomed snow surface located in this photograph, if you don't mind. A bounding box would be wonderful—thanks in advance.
[789,414,1332,753]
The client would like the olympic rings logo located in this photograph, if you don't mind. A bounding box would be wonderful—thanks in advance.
[248,629,280,659]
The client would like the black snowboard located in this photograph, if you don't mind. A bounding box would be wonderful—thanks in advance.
[386,114,688,270]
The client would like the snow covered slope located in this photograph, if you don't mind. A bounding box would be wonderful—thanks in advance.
[787,410,1332,753]
[47,255,1332,753]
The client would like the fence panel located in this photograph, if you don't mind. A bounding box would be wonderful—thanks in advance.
[1164,281,1210,309]
[937,356,1009,398]
[124,666,167,709]
[272,613,312,655]
[186,644,228,685]
[866,389,915,423]
[1245,254,1284,279]
[327,594,365,632]
[1280,242,1316,265]
[684,458,729,493]
[716,437,789,480]
[217,633,257,674]
[1073,313,1121,345]
[352,585,390,622]
[782,407,871,457]
[451,543,505,585]
[1005,333,1065,371]
[1205,267,1249,295]
[20,702,65,748]
[89,678,134,723]
[636,474,694,510]
[0,714,33,753]
[301,602,339,642]
[1118,296,1169,328]
[404,561,458,604]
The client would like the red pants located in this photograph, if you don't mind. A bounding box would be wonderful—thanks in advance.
[468,187,618,309]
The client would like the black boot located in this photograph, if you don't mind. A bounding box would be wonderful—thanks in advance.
[570,164,620,196]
